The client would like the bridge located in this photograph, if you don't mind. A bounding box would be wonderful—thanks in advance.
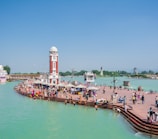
[8,74,40,81]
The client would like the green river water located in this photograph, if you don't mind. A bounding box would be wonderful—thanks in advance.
[0,81,157,139]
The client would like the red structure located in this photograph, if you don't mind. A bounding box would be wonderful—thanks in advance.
[49,46,59,85]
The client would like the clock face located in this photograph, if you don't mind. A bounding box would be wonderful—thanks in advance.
[51,56,57,61]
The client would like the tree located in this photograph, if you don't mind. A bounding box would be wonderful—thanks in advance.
[92,70,100,75]
[141,71,148,74]
[3,65,11,74]
[148,70,154,74]
[74,70,87,76]
[59,71,72,76]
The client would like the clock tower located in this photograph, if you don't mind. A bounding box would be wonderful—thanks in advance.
[49,46,59,85]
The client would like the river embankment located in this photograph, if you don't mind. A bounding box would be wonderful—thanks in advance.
[14,79,158,136]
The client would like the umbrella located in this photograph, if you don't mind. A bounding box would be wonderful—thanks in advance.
[87,86,98,91]
[48,83,56,87]
[66,83,75,88]
[34,80,42,84]
[76,84,86,89]
[57,83,66,87]
[71,81,78,86]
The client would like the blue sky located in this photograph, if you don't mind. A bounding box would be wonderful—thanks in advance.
[0,0,158,73]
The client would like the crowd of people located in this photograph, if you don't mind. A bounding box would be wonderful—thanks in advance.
[15,79,158,124]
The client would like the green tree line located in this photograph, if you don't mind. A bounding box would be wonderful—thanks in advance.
[59,69,157,77]
[59,70,130,77]
[3,64,157,78]
[3,65,11,74]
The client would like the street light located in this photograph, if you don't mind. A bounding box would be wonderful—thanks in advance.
[113,72,116,93]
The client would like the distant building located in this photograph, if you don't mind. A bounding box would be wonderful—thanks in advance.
[0,65,8,83]
[123,81,130,86]
[84,71,95,83]
[100,67,103,76]
[133,67,138,75]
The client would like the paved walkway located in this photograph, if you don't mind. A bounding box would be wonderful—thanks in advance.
[95,86,158,123]
[16,80,158,124]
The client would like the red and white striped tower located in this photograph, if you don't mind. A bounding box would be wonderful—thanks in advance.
[49,46,59,85]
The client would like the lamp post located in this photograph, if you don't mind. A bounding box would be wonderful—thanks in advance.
[71,68,74,81]
[113,72,116,93]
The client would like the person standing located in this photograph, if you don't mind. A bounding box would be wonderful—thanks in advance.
[103,87,105,94]
[134,92,137,102]
[132,95,135,104]
[124,103,128,112]
[123,96,126,106]
[155,96,158,108]
[148,107,153,122]
[141,94,144,104]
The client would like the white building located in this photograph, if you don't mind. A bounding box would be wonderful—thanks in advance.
[84,71,95,83]
[0,65,8,83]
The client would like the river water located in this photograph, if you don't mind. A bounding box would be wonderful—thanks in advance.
[0,80,157,139]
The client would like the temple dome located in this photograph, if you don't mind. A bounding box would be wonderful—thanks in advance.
[50,46,58,52]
